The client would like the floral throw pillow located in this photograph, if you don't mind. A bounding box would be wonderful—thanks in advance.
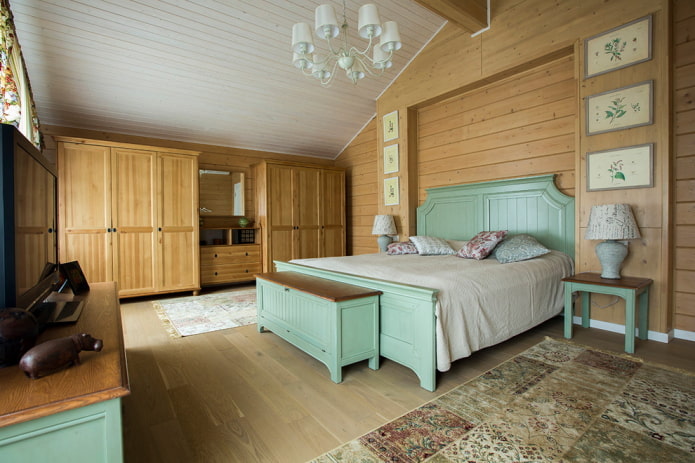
[493,234,550,263]
[457,230,508,260]
[387,241,419,255]
[409,236,456,256]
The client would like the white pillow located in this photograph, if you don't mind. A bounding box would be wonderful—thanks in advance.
[409,236,455,256]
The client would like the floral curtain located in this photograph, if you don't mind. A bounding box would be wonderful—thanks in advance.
[0,0,41,147]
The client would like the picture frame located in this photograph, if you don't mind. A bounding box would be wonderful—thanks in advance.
[586,80,653,136]
[584,15,652,79]
[383,144,399,174]
[59,260,90,294]
[384,177,400,206]
[586,143,653,191]
[383,110,399,142]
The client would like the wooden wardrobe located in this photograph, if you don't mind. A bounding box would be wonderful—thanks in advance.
[57,137,200,298]
[254,160,345,272]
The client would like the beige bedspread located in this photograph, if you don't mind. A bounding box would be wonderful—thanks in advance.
[290,251,574,371]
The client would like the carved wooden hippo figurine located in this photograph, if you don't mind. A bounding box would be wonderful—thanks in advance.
[18,333,103,379]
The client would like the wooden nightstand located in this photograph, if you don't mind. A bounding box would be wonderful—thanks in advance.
[562,272,653,354]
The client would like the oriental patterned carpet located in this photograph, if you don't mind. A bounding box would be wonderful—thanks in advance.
[311,337,695,462]
[153,289,256,337]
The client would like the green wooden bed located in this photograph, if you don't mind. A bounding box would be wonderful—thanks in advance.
[274,175,575,391]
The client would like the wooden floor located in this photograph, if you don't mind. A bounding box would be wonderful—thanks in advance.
[119,286,695,463]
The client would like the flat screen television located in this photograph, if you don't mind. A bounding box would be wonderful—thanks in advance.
[0,124,59,311]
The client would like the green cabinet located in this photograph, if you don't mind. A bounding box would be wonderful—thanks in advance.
[0,399,123,462]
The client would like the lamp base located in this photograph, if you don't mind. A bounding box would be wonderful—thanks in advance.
[377,234,393,253]
[595,239,628,279]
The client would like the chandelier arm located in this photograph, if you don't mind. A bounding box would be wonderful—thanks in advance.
[319,59,341,86]
[352,54,386,77]
[348,33,375,59]
[324,35,348,58]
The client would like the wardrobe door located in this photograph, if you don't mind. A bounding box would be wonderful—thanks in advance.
[320,169,345,258]
[265,163,295,270]
[157,153,199,291]
[58,143,113,283]
[294,167,321,260]
[112,148,157,296]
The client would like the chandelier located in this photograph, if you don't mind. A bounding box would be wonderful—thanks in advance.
[291,1,402,86]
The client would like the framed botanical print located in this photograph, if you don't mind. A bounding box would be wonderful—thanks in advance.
[383,144,399,174]
[383,110,399,142]
[384,177,399,206]
[586,81,653,135]
[584,15,652,79]
[586,143,653,191]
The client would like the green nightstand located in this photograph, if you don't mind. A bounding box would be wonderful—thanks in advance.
[562,272,653,354]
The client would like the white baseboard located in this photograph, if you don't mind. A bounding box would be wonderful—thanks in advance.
[673,329,695,342]
[571,316,694,344]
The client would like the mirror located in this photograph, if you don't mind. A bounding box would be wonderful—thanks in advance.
[199,169,245,216]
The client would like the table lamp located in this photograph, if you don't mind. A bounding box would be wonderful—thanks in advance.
[584,204,641,279]
[372,215,397,252]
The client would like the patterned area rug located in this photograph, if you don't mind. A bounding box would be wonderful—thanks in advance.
[311,337,695,462]
[153,289,256,337]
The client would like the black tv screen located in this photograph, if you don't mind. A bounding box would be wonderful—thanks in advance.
[0,124,58,310]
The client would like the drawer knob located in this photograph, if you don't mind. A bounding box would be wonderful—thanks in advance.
[214,254,218,258]
[214,272,218,276]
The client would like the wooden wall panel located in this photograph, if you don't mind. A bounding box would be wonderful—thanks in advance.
[334,118,379,255]
[673,0,695,332]
[338,0,674,336]
[417,56,576,205]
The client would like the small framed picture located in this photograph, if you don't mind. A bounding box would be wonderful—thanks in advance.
[383,110,399,142]
[585,15,652,79]
[586,80,653,136]
[383,144,399,174]
[586,143,653,191]
[59,261,90,294]
[384,177,400,206]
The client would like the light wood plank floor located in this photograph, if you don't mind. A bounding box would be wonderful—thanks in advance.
[119,285,695,463]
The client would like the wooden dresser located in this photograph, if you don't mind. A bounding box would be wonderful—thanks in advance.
[199,217,262,286]
[0,282,129,462]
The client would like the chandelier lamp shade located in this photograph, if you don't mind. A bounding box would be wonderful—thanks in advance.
[291,1,402,86]
[372,214,397,252]
[584,204,641,280]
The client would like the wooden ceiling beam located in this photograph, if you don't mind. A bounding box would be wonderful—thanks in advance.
[412,0,488,34]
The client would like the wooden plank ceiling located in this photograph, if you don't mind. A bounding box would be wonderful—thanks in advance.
[10,0,445,158]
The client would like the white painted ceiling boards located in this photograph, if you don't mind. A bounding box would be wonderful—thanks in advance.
[10,0,445,158]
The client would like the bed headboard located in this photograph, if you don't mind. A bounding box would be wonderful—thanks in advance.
[417,175,575,259]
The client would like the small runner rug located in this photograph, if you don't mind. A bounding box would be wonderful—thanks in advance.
[310,337,695,462]
[153,289,257,337]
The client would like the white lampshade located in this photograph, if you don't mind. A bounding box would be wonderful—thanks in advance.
[585,204,641,240]
[291,22,314,54]
[373,45,392,69]
[315,4,339,39]
[372,215,397,235]
[379,21,402,52]
[358,4,382,38]
[312,57,331,80]
[292,52,312,70]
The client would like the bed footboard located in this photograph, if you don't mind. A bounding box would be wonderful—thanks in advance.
[274,261,439,391]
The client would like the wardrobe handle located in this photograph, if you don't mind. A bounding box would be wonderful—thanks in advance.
[158,227,162,231]
[107,228,112,232]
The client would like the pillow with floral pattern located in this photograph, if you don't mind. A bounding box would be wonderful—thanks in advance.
[456,230,508,260]
[387,241,419,255]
